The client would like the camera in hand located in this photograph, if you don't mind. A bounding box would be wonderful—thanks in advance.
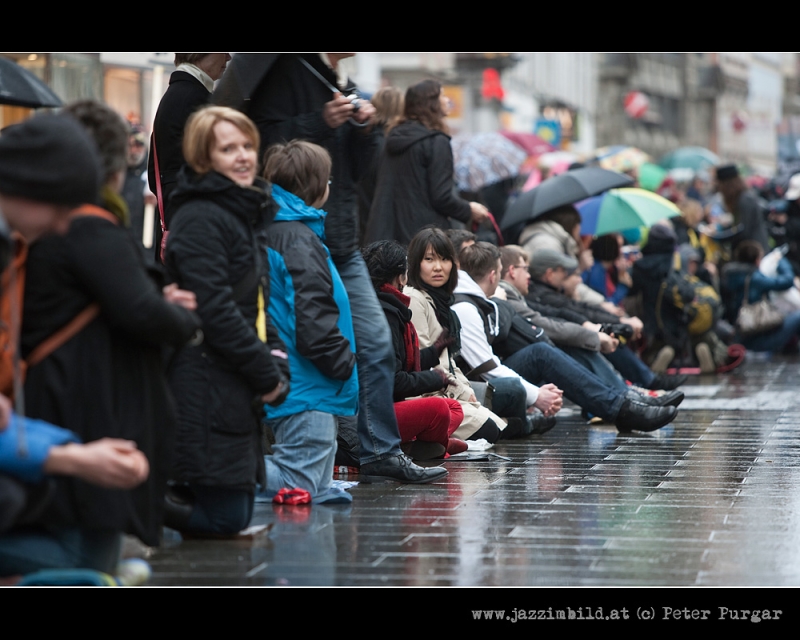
[600,323,634,342]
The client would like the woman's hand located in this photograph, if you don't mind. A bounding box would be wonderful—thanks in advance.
[533,383,563,417]
[469,202,490,225]
[163,283,197,311]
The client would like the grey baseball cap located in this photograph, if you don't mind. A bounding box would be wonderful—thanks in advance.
[529,248,579,278]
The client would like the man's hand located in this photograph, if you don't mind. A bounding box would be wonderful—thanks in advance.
[533,383,563,417]
[620,315,644,340]
[43,439,150,489]
[469,202,490,225]
[351,99,375,125]
[163,283,197,311]
[598,331,619,353]
[323,92,357,129]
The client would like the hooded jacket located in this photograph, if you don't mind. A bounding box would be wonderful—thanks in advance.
[365,120,472,246]
[264,184,358,419]
[452,270,540,406]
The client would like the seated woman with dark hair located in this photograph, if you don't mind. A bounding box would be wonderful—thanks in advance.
[722,240,800,353]
[362,240,466,459]
[582,234,631,305]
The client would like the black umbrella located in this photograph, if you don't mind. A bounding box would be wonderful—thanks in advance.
[501,166,634,230]
[0,57,62,109]
[212,53,281,112]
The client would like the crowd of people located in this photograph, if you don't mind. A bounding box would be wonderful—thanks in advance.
[0,52,795,584]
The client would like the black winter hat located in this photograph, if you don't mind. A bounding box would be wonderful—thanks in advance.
[642,223,678,255]
[0,113,102,206]
[715,164,739,182]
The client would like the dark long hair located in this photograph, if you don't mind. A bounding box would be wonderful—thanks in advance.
[407,227,459,294]
[401,79,448,134]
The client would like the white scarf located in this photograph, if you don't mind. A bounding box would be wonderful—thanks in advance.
[177,63,214,93]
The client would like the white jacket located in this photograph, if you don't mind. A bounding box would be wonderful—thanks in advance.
[452,270,540,406]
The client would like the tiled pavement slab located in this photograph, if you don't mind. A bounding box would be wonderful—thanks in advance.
[146,355,800,587]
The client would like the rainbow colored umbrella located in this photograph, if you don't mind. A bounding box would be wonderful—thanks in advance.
[576,188,680,236]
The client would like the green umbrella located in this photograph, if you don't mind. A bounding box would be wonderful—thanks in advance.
[658,147,720,171]
[577,188,680,236]
[638,162,668,192]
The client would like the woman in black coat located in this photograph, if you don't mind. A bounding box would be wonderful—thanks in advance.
[164,106,288,535]
[148,53,231,262]
[365,79,489,246]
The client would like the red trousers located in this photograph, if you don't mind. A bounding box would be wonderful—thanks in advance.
[394,397,463,448]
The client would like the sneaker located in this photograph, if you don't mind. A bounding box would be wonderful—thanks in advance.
[650,346,675,373]
[114,558,152,586]
[360,453,448,484]
[695,342,715,374]
[312,487,353,505]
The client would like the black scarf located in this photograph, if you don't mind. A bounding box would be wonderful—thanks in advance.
[421,283,462,356]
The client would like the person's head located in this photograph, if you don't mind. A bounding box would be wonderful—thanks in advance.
[500,245,531,295]
[127,124,147,168]
[0,113,102,242]
[642,223,678,256]
[459,241,503,297]
[371,86,404,133]
[403,79,448,134]
[62,100,128,193]
[407,226,459,294]
[591,234,621,264]
[678,197,704,228]
[362,240,409,291]
[528,248,579,290]
[734,239,764,266]
[174,53,231,81]
[262,140,332,208]
[540,204,582,241]
[715,163,745,203]
[445,228,477,256]
[183,106,259,187]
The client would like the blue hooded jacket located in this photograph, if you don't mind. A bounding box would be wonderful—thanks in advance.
[263,185,358,419]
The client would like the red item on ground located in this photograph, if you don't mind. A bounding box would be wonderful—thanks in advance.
[272,487,311,505]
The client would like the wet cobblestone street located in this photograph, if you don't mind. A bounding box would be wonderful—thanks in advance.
[147,355,800,588]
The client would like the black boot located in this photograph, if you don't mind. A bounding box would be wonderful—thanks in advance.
[626,389,684,408]
[647,373,688,390]
[615,399,677,433]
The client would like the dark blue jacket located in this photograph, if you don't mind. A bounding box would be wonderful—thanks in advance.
[722,257,796,321]
[264,185,358,419]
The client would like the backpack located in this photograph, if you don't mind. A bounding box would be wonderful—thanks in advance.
[0,204,120,402]
[656,267,721,340]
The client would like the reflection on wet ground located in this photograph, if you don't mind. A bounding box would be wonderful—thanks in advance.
[148,356,800,586]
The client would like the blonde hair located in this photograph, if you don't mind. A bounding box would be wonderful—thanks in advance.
[182,106,260,175]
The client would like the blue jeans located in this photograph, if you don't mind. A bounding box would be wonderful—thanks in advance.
[333,251,402,464]
[503,343,626,422]
[742,309,800,353]
[488,377,528,422]
[185,486,254,535]
[561,346,629,392]
[0,526,121,576]
[261,410,337,499]
[604,347,656,387]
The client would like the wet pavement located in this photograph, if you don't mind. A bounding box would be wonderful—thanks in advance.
[146,355,800,587]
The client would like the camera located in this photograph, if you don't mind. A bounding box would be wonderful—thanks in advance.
[345,93,361,113]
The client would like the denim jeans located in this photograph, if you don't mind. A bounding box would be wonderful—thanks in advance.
[487,377,528,422]
[561,346,629,392]
[742,309,800,353]
[604,346,656,387]
[0,526,121,576]
[185,486,254,535]
[503,342,626,422]
[261,410,337,499]
[333,251,402,464]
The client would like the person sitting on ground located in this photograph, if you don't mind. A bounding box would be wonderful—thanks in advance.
[363,239,467,459]
[527,248,686,390]
[405,227,551,443]
[453,241,680,433]
[260,140,360,502]
[722,240,800,354]
[582,234,631,306]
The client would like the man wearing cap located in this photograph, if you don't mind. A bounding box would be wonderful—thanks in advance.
[713,163,770,253]
[452,241,679,433]
[526,248,686,391]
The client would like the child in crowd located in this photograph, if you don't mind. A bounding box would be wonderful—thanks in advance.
[260,140,358,504]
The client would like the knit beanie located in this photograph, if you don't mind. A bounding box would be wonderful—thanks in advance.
[0,113,102,206]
